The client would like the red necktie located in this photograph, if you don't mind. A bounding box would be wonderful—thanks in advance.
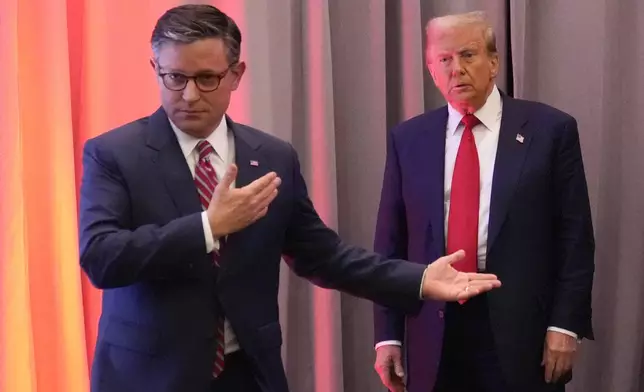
[194,140,226,377]
[447,114,481,275]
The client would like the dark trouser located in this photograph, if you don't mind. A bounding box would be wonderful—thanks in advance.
[211,351,262,392]
[432,293,566,392]
[433,294,512,392]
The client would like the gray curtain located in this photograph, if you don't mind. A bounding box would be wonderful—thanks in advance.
[511,2,644,392]
[209,0,644,391]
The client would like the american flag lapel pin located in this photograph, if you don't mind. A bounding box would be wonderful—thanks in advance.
[516,133,525,144]
[250,160,259,167]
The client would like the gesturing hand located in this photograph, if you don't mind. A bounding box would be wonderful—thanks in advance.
[421,250,502,301]
[207,164,281,238]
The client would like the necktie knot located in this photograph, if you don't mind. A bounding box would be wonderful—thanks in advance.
[461,113,481,130]
[196,140,215,161]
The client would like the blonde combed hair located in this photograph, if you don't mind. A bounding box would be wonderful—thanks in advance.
[426,11,497,55]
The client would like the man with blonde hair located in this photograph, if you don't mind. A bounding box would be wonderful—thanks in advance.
[373,11,594,392]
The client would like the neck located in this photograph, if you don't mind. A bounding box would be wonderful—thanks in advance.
[451,101,483,115]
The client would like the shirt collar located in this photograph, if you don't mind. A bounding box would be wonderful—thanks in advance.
[169,115,229,162]
[446,85,502,135]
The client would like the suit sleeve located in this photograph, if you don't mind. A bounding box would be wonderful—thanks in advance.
[372,129,408,345]
[550,118,595,339]
[281,145,426,313]
[78,138,210,289]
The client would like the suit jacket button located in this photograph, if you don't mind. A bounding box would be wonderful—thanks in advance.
[438,310,444,319]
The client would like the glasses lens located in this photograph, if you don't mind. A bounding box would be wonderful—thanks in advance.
[163,73,188,90]
[196,75,220,91]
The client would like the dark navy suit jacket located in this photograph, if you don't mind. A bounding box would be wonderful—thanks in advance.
[79,107,427,392]
[373,95,595,392]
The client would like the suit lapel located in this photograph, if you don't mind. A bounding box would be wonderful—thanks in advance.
[413,108,448,258]
[427,110,449,257]
[219,119,270,275]
[146,107,203,217]
[486,97,530,254]
[228,118,269,189]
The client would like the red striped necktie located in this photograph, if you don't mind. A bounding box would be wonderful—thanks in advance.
[194,140,226,377]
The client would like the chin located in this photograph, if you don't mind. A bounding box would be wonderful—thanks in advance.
[173,119,207,137]
[450,92,479,104]
[451,89,476,98]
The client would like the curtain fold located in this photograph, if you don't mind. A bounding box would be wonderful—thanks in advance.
[1,0,88,390]
[0,1,32,391]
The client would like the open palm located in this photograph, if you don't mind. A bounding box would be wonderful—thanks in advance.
[422,250,502,301]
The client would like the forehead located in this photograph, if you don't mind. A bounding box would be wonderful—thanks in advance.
[427,25,486,55]
[156,38,229,71]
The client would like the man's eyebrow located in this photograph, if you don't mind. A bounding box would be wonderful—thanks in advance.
[157,67,219,75]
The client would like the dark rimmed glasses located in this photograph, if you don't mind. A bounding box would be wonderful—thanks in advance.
[158,63,237,92]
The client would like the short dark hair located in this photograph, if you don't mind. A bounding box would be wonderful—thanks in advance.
[151,4,242,64]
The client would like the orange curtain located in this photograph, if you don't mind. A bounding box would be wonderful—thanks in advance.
[0,0,182,391]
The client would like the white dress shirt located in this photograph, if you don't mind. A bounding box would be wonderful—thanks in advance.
[375,86,576,351]
[170,116,240,354]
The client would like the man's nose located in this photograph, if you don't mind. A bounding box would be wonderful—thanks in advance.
[182,80,200,102]
[451,58,465,76]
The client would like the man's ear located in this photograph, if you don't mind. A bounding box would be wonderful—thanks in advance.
[490,53,499,78]
[230,61,247,91]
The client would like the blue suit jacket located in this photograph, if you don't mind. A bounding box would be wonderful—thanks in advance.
[373,95,595,392]
[79,107,428,392]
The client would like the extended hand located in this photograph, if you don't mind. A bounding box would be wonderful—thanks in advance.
[374,345,405,392]
[421,250,502,301]
[207,164,281,238]
[542,331,577,383]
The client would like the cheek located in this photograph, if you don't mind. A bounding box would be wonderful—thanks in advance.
[470,67,491,85]
[160,89,182,105]
[435,72,452,88]
[203,91,225,106]
[202,90,233,114]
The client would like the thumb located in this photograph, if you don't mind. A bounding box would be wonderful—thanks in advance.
[393,358,405,378]
[219,163,238,190]
[443,249,465,265]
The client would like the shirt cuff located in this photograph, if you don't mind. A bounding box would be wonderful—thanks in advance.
[375,340,402,350]
[419,267,428,299]
[547,326,578,340]
[201,212,219,253]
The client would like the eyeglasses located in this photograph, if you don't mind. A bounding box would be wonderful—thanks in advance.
[158,63,236,92]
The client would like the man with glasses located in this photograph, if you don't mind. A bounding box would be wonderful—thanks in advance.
[78,5,501,392]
